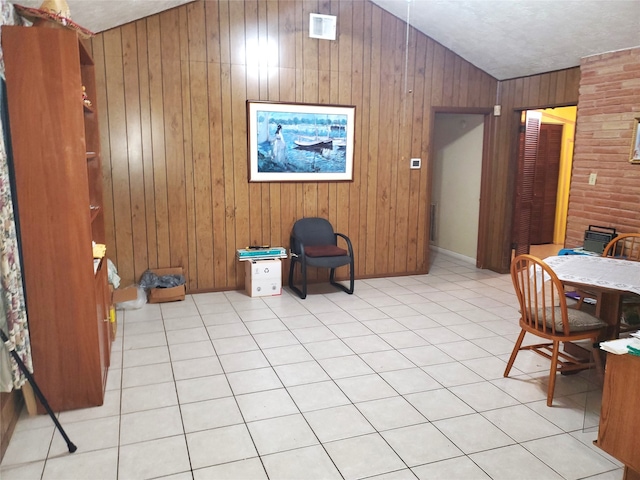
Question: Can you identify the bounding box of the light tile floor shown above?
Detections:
[0,251,624,480]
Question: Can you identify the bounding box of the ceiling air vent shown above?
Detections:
[309,13,336,40]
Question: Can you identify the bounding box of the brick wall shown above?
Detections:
[566,47,640,247]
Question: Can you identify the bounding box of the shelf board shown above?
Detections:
[87,151,97,160]
[83,103,95,114]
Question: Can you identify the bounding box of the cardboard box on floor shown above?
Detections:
[109,284,138,341]
[110,284,138,339]
[245,259,282,297]
[111,284,138,304]
[147,267,186,303]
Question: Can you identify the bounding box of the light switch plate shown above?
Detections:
[589,173,597,185]
[410,158,421,169]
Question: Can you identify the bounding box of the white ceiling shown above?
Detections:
[14,0,640,80]
[371,0,640,80]
[15,0,195,35]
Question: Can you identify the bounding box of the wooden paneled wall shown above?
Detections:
[482,68,581,273]
[91,0,498,291]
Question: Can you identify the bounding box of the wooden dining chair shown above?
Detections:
[504,254,607,406]
[603,233,640,260]
[576,233,640,320]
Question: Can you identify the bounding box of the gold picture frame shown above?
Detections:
[630,117,640,164]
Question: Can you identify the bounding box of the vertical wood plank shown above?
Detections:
[356,0,372,276]
[528,74,541,107]
[406,33,426,271]
[442,49,455,106]
[245,0,264,250]
[218,61,237,287]
[365,4,382,275]
[189,1,214,288]
[565,68,581,103]
[207,58,228,288]
[160,10,189,271]
[122,24,150,283]
[146,16,171,270]
[415,38,435,271]
[103,30,135,282]
[538,72,551,105]
[375,71,394,273]
[459,60,470,106]
[555,70,567,104]
[279,0,295,70]
[430,43,445,106]
[231,64,250,286]
[179,7,197,289]
[135,21,159,271]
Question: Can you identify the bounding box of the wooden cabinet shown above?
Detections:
[2,26,109,413]
[597,353,640,479]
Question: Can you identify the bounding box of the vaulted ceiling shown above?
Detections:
[14,0,195,37]
[370,0,640,80]
[13,0,640,80]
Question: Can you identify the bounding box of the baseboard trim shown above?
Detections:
[431,246,476,265]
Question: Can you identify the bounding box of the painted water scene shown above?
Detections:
[247,101,355,182]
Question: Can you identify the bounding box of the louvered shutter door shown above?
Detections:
[513,113,540,256]
[540,124,562,243]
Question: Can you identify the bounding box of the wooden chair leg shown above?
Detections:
[504,329,526,377]
[547,341,560,407]
[592,341,604,380]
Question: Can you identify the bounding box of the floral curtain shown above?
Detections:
[0,0,30,392]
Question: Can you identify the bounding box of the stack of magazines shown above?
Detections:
[600,331,640,355]
[236,247,287,261]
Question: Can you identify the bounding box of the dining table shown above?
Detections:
[544,254,640,339]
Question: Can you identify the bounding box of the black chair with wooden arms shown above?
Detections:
[576,233,640,327]
[288,217,354,299]
[504,254,607,407]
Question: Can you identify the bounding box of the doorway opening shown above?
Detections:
[511,106,577,259]
[430,112,486,266]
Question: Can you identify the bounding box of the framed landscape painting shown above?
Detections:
[247,101,355,182]
[631,117,640,164]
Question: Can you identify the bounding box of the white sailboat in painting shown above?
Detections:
[330,124,347,148]
[257,112,270,144]
[294,136,333,149]
[294,117,333,149]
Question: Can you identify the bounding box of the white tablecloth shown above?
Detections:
[544,255,640,296]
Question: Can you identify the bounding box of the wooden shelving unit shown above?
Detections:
[597,353,640,479]
[2,26,110,413]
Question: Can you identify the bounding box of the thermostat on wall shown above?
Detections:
[410,158,421,169]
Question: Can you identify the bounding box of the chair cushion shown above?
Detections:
[541,307,608,333]
[305,245,348,257]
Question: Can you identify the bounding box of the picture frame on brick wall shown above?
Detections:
[630,117,640,164]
